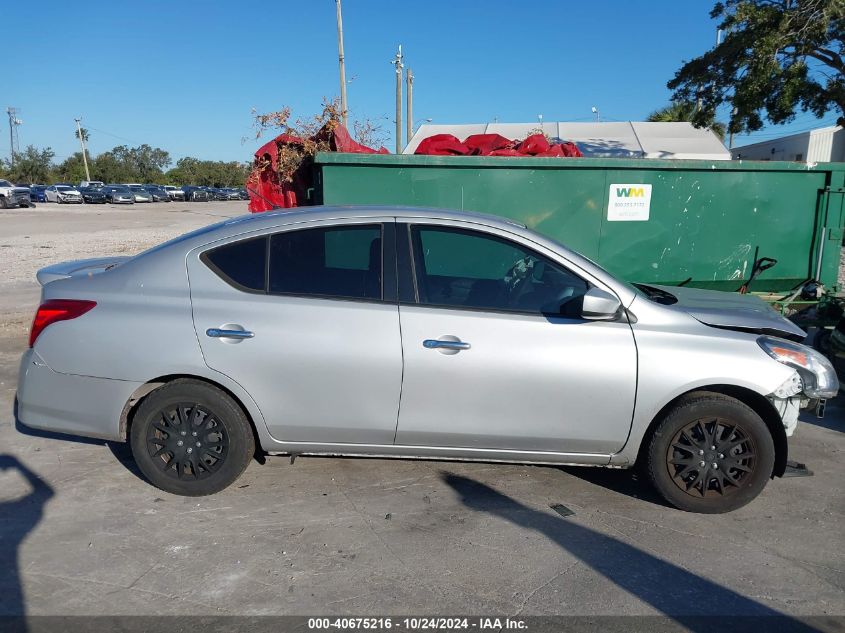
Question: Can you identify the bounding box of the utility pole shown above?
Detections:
[6,107,21,166]
[728,106,738,150]
[75,118,91,181]
[405,68,413,149]
[335,0,348,128]
[392,45,403,154]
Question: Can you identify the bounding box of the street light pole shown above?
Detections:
[392,45,403,154]
[75,118,91,182]
[336,0,348,128]
[405,68,413,149]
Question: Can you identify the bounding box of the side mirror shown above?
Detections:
[581,287,622,320]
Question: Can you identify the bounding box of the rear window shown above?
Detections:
[201,236,267,292]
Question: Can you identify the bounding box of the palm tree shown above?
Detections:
[74,127,90,143]
[647,102,726,141]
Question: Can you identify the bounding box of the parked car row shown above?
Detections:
[20,183,249,205]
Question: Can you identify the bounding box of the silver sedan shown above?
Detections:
[16,207,837,512]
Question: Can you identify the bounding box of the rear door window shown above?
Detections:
[269,225,383,300]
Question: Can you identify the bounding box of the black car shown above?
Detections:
[182,186,211,202]
[144,186,171,202]
[78,187,107,204]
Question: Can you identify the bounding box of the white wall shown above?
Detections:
[731,126,843,162]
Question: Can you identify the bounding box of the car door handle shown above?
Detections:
[206,328,254,339]
[423,339,471,351]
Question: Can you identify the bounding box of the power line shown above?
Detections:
[85,126,143,145]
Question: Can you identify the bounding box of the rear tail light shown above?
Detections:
[29,299,97,348]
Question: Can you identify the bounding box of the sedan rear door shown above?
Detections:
[187,219,403,446]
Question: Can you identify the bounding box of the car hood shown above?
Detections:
[36,256,131,286]
[649,284,806,341]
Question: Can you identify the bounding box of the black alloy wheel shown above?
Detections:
[666,418,756,498]
[130,379,255,496]
[645,392,775,513]
[145,402,230,481]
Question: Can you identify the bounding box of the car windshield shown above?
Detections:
[129,186,146,192]
[0,180,12,187]
[56,186,72,191]
[112,187,131,193]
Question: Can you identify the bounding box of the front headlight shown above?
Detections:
[758,335,839,399]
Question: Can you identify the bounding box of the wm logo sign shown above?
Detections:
[615,187,646,197]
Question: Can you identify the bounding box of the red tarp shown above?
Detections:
[247,127,581,213]
[413,132,582,158]
[246,124,387,213]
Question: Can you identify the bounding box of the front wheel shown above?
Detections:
[130,379,255,496]
[645,393,775,513]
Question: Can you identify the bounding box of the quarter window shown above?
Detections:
[201,236,267,292]
[269,225,382,300]
[410,226,588,316]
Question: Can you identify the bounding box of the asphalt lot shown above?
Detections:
[0,201,843,624]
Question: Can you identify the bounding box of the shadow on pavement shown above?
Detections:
[0,455,54,618]
[559,466,673,508]
[442,472,818,631]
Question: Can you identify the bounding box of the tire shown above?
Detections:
[130,379,255,496]
[645,392,775,513]
[0,196,7,209]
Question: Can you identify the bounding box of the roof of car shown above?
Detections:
[226,205,527,231]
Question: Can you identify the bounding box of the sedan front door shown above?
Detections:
[394,221,637,455]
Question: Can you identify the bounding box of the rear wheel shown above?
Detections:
[645,393,775,513]
[130,379,255,496]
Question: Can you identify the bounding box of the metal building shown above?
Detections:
[404,121,731,160]
[731,125,844,162]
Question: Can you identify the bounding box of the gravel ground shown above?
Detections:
[0,201,244,335]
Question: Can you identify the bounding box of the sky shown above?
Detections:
[4,0,841,165]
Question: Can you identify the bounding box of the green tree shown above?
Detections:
[127,144,171,182]
[647,102,727,140]
[53,153,89,184]
[74,127,90,143]
[668,0,845,134]
[87,144,171,183]
[91,150,129,183]
[2,145,55,184]
[165,158,249,187]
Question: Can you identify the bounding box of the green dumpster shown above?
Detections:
[312,153,845,294]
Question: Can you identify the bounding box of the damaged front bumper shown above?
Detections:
[768,369,835,436]
[761,335,838,435]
